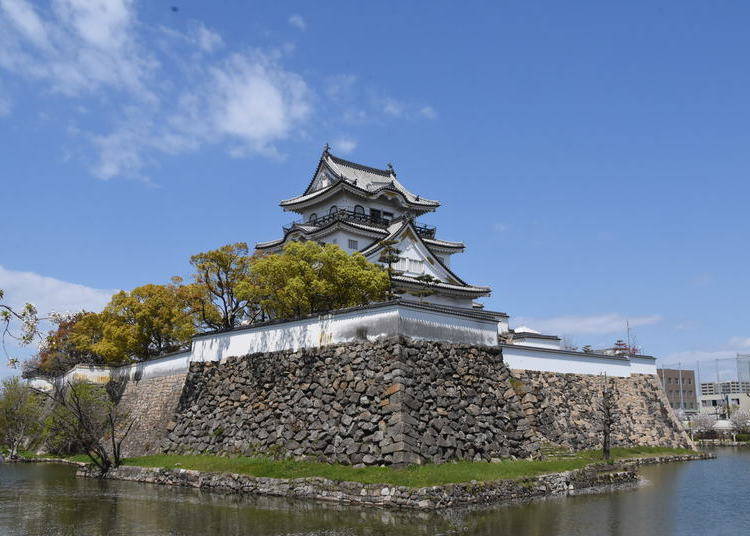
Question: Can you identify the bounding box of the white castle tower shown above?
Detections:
[256,146,491,310]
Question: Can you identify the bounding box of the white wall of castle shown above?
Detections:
[30,303,656,392]
[501,343,657,377]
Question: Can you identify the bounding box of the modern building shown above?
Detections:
[699,392,750,419]
[657,368,698,413]
[700,381,750,396]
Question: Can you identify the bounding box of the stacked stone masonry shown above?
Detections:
[117,372,188,457]
[511,370,692,450]
[158,337,692,464]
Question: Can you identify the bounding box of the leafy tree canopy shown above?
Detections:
[70,284,194,365]
[244,241,389,319]
[22,312,103,379]
[0,376,44,457]
[177,242,259,331]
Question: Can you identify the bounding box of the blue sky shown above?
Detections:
[2,0,750,378]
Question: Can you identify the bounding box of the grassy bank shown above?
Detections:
[121,446,696,488]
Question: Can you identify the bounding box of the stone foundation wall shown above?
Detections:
[116,373,188,457]
[511,370,693,450]
[159,337,691,464]
[78,462,640,509]
[162,338,538,464]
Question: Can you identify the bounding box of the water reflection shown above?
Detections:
[1,448,748,536]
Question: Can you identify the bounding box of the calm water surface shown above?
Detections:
[1,447,747,536]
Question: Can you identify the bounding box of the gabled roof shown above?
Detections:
[360,219,490,296]
[255,218,389,251]
[280,150,440,210]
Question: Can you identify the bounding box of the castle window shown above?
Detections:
[309,213,317,223]
[348,239,359,250]
[395,257,425,274]
[354,205,365,215]
[329,205,338,215]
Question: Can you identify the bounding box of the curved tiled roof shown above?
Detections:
[281,151,439,209]
[255,218,388,251]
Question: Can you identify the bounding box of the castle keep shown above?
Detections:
[31,149,691,461]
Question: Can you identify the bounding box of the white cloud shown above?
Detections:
[0,93,9,116]
[728,337,750,349]
[325,73,357,99]
[382,98,404,117]
[0,0,157,99]
[0,264,115,377]
[515,313,662,336]
[419,105,437,119]
[288,14,305,30]
[193,22,223,52]
[0,1,426,181]
[493,223,508,233]
[0,0,49,47]
[333,137,356,154]
[204,52,312,155]
[0,265,114,316]
[377,97,437,121]
[158,21,223,53]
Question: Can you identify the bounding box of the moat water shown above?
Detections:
[0,447,747,536]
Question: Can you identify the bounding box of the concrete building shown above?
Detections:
[700,381,750,395]
[657,368,698,413]
[699,392,750,419]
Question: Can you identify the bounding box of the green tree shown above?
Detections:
[44,381,134,474]
[377,239,403,300]
[179,242,259,330]
[410,273,440,302]
[0,376,44,457]
[245,241,389,319]
[22,312,103,379]
[70,284,195,365]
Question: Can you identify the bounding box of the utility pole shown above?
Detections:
[678,362,685,411]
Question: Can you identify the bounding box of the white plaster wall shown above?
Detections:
[502,344,635,377]
[111,351,192,381]
[192,304,499,362]
[629,356,658,375]
[415,292,475,309]
[318,229,372,252]
[513,339,563,350]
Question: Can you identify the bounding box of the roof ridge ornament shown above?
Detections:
[323,143,331,154]
[386,162,396,176]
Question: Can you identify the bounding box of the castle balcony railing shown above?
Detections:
[283,209,436,239]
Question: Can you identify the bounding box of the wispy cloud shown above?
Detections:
[515,313,661,336]
[728,337,750,349]
[288,14,306,31]
[0,264,115,377]
[0,93,9,116]
[0,1,429,181]
[333,137,357,155]
[419,105,437,119]
[0,265,114,316]
[493,223,509,233]
[0,0,157,99]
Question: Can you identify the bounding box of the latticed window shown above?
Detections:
[395,257,425,274]
[348,239,359,250]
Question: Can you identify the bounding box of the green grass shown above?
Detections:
[122,446,697,488]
